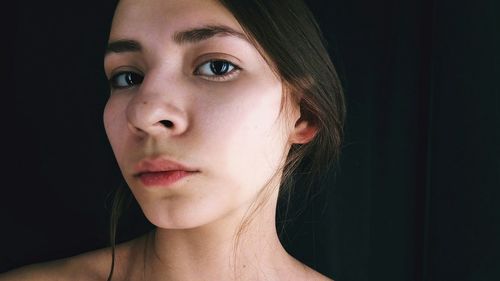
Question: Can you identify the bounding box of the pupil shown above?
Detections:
[210,61,228,74]
[126,73,143,85]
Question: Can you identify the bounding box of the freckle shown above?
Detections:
[143,101,148,105]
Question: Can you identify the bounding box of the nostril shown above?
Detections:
[160,120,173,128]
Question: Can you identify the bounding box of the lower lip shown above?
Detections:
[137,170,196,187]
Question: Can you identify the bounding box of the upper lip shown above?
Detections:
[133,156,199,177]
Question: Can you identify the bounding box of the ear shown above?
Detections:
[289,116,318,144]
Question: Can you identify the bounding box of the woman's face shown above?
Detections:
[103,0,301,229]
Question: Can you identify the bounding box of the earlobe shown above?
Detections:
[290,118,318,144]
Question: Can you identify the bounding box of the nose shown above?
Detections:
[125,71,189,138]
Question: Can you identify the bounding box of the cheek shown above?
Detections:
[192,77,287,187]
[103,96,129,165]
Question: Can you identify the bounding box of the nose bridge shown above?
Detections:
[126,66,189,138]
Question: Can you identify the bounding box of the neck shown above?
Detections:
[136,187,301,281]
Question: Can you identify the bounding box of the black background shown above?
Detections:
[3,0,499,280]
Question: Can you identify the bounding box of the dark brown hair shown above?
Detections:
[106,0,345,280]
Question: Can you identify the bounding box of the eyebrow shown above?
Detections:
[104,25,249,57]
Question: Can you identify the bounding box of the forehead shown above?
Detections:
[110,0,243,41]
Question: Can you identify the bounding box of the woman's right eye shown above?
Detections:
[109,71,144,89]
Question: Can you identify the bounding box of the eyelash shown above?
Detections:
[193,60,241,82]
[108,59,241,90]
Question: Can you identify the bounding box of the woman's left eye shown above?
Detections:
[194,60,241,81]
[108,71,144,90]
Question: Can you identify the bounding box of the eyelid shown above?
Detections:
[193,52,242,67]
[107,65,143,80]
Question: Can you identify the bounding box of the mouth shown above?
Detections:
[136,170,197,187]
[133,156,199,177]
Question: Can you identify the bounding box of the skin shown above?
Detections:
[0,0,328,280]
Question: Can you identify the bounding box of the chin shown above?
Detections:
[125,175,258,231]
[136,196,240,230]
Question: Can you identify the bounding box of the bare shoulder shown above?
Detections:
[0,234,147,281]
[286,255,334,281]
[304,268,334,281]
[0,256,74,281]
[0,249,110,281]
[300,265,334,281]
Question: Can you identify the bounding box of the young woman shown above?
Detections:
[0,0,345,280]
